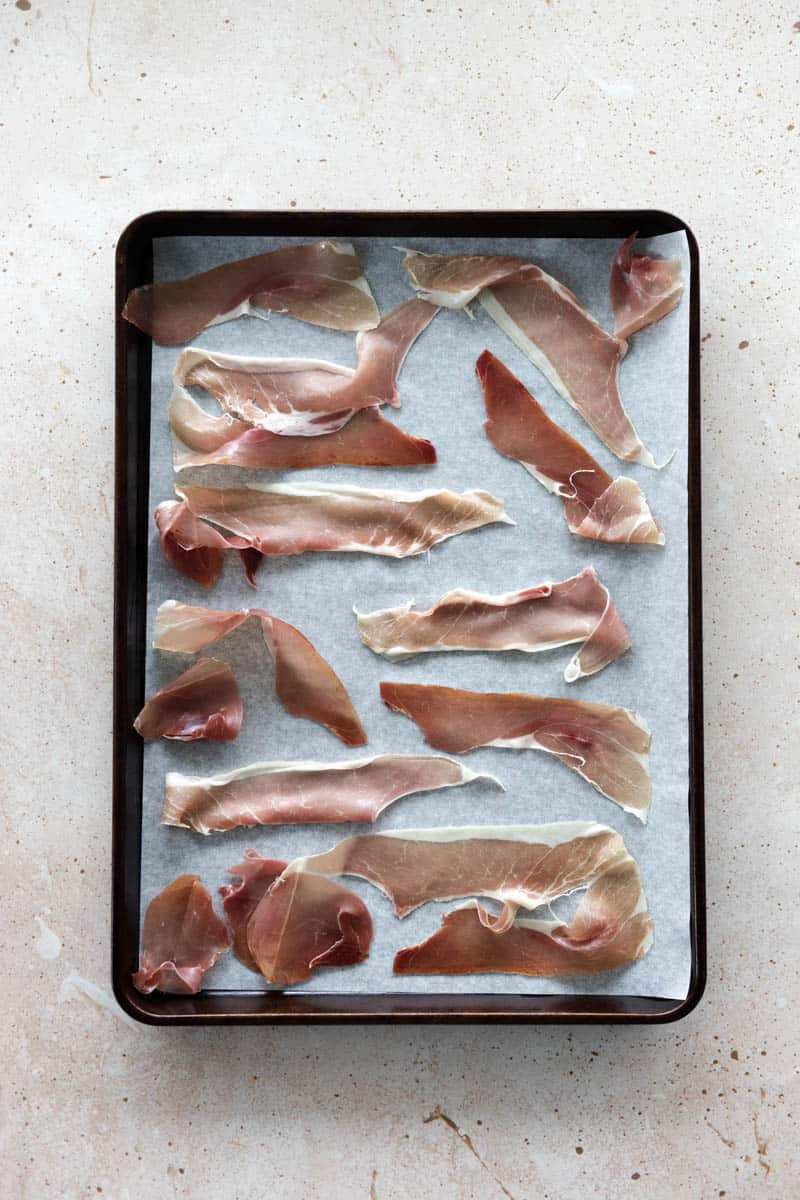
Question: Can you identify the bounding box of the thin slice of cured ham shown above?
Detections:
[380,682,651,820]
[219,851,287,971]
[155,499,262,588]
[163,754,498,834]
[610,233,684,340]
[404,248,660,466]
[122,241,379,344]
[175,482,512,560]
[154,601,366,746]
[132,874,230,994]
[133,658,243,742]
[478,351,664,546]
[172,297,438,434]
[170,392,436,471]
[356,565,630,682]
[394,856,653,978]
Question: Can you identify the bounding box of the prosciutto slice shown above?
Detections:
[172,297,438,434]
[170,393,436,471]
[122,241,379,344]
[219,851,287,971]
[155,499,262,588]
[478,351,664,545]
[163,754,498,834]
[394,857,653,978]
[356,566,630,682]
[175,482,511,560]
[380,682,651,820]
[404,248,660,466]
[153,601,366,746]
[132,875,230,994]
[610,233,684,339]
[133,659,242,742]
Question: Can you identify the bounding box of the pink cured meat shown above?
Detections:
[163,754,497,835]
[356,566,631,682]
[610,233,684,339]
[154,601,367,746]
[380,682,651,820]
[122,240,380,344]
[155,500,262,588]
[132,875,230,994]
[477,351,664,546]
[219,851,288,971]
[133,658,243,742]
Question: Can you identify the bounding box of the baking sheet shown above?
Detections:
[140,230,692,1000]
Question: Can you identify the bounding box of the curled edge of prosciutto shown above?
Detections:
[610,233,685,340]
[219,851,287,972]
[153,601,367,746]
[133,658,243,742]
[355,565,631,682]
[477,350,665,546]
[122,240,380,344]
[132,874,230,994]
[163,754,501,834]
[155,499,262,588]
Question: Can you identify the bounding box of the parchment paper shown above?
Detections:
[141,230,692,999]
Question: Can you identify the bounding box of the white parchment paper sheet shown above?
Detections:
[140,230,692,999]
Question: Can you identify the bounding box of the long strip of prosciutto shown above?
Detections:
[132,875,230,994]
[478,351,664,546]
[610,233,684,339]
[154,601,366,746]
[122,240,379,344]
[175,482,512,560]
[380,682,651,820]
[163,754,499,834]
[403,248,660,466]
[355,566,631,682]
[133,659,243,742]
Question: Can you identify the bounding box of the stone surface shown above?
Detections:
[2,2,798,1197]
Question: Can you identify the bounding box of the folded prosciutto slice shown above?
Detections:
[163,754,498,834]
[154,601,366,745]
[610,233,684,340]
[219,851,288,971]
[133,659,243,742]
[381,682,651,820]
[172,298,438,434]
[404,248,660,466]
[122,240,379,344]
[175,482,511,561]
[478,351,664,546]
[356,566,630,682]
[155,499,262,588]
[394,856,653,978]
[132,875,230,994]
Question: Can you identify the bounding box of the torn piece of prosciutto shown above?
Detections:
[610,233,684,339]
[155,499,262,588]
[132,875,230,994]
[356,566,631,682]
[133,659,243,742]
[381,682,651,820]
[176,482,512,560]
[163,754,499,834]
[154,601,366,746]
[219,851,287,971]
[172,297,438,434]
[394,856,653,978]
[170,392,436,471]
[478,351,664,545]
[122,240,379,344]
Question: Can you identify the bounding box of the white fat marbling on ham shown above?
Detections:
[610,233,685,340]
[132,875,230,994]
[133,658,243,742]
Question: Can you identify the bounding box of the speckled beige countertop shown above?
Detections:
[3,2,798,1197]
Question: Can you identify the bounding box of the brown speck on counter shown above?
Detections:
[730,1049,739,1060]
[16,0,32,10]
[631,1173,641,1181]
[738,340,749,349]
[575,1146,584,1155]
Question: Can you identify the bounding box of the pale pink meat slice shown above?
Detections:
[610,233,684,339]
[133,658,242,742]
[219,851,288,971]
[132,875,230,994]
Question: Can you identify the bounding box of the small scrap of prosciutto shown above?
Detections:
[219,851,287,971]
[610,233,684,339]
[155,499,262,588]
[380,682,651,820]
[394,856,653,978]
[133,658,242,742]
[132,874,230,994]
[403,248,660,467]
[356,566,631,682]
[163,754,498,834]
[172,297,438,434]
[478,351,664,546]
[175,482,512,561]
[122,241,379,344]
[154,601,366,746]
